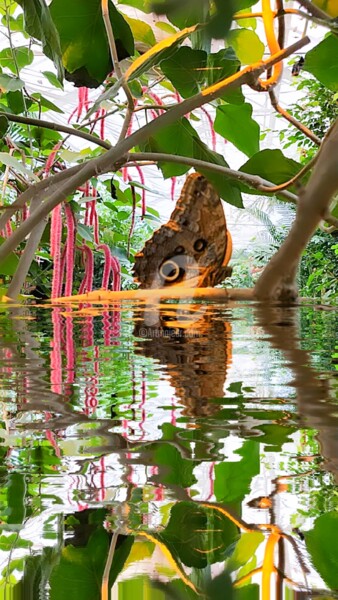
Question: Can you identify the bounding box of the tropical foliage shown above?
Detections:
[0,0,337,301]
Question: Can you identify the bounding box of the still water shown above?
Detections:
[0,299,337,599]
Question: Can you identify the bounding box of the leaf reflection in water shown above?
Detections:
[0,300,337,598]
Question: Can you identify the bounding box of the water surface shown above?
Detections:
[0,300,337,599]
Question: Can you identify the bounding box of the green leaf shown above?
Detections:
[118,0,152,12]
[191,137,243,208]
[0,152,39,181]
[151,0,206,29]
[206,0,237,39]
[16,0,64,82]
[227,29,264,64]
[6,473,26,525]
[0,46,34,73]
[50,0,134,88]
[0,114,9,137]
[304,512,338,589]
[42,70,64,90]
[227,532,264,572]
[215,103,260,157]
[125,24,198,82]
[77,224,94,243]
[139,117,243,207]
[0,74,24,92]
[207,573,234,600]
[123,15,156,47]
[30,93,64,113]
[49,529,133,600]
[162,502,238,568]
[239,149,303,197]
[161,47,207,98]
[207,48,244,104]
[2,14,26,34]
[303,34,338,92]
[214,440,260,504]
[6,90,26,114]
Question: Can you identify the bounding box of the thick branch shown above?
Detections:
[295,0,331,20]
[254,119,338,300]
[1,112,111,150]
[7,198,48,299]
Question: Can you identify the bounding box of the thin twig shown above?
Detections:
[269,89,321,145]
[101,529,121,600]
[1,112,111,150]
[295,0,331,20]
[101,0,135,141]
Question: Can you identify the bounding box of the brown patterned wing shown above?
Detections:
[133,173,232,289]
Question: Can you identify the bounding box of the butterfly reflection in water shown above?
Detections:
[133,173,233,417]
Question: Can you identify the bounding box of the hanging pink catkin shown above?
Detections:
[97,244,112,290]
[50,204,63,298]
[78,244,94,294]
[171,177,176,201]
[44,142,62,177]
[110,256,121,291]
[100,108,106,140]
[64,203,76,297]
[201,107,217,151]
[133,164,146,217]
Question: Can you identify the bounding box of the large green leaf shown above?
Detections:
[214,440,260,504]
[227,532,264,572]
[206,0,237,39]
[304,512,338,589]
[162,502,238,568]
[239,149,303,197]
[49,529,133,600]
[16,0,64,81]
[191,137,243,208]
[139,118,243,207]
[49,0,134,88]
[207,48,244,104]
[0,46,34,73]
[227,28,264,64]
[161,47,207,98]
[0,74,24,92]
[123,15,156,47]
[215,103,260,157]
[303,34,338,92]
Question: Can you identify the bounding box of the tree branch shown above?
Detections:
[254,119,338,301]
[1,112,111,150]
[295,0,331,20]
[269,90,321,146]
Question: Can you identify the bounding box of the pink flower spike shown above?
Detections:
[64,204,76,297]
[97,244,112,290]
[110,256,121,291]
[79,245,94,293]
[171,177,176,201]
[133,165,146,217]
[44,142,62,177]
[201,107,217,151]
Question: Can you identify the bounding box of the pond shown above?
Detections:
[0,298,337,599]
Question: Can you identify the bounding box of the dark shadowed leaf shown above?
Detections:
[16,0,64,81]
[206,0,236,39]
[207,48,244,104]
[161,47,207,98]
[239,149,303,197]
[304,512,338,589]
[0,114,9,137]
[303,34,338,91]
[49,0,134,88]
